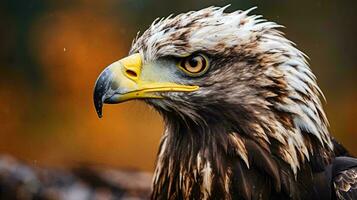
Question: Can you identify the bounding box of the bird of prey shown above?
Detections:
[94,6,357,200]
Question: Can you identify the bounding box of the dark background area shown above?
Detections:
[0,0,356,172]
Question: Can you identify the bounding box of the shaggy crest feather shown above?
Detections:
[132,5,332,169]
[94,3,357,199]
[128,5,339,200]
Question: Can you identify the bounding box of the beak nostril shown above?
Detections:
[125,69,138,78]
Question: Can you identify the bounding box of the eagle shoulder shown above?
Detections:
[333,157,357,200]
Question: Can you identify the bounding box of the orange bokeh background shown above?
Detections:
[0,0,356,172]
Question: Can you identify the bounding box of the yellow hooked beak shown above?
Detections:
[93,53,199,117]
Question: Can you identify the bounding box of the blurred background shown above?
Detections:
[0,0,356,173]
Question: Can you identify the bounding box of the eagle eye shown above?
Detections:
[178,54,209,76]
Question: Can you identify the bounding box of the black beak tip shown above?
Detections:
[94,79,106,119]
[94,68,115,118]
[95,104,103,118]
[94,94,103,118]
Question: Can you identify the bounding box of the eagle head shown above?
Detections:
[94,6,335,199]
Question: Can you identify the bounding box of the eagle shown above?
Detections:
[93,6,357,200]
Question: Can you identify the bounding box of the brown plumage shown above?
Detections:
[94,6,357,200]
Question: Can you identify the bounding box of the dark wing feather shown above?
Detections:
[334,167,357,200]
[332,157,357,200]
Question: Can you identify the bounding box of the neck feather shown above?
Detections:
[151,111,334,200]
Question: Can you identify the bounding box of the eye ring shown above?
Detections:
[178,54,209,77]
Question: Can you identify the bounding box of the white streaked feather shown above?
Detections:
[135,6,332,176]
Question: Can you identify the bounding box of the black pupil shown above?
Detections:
[188,57,199,67]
